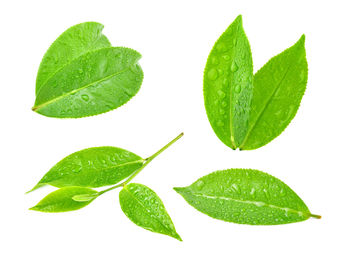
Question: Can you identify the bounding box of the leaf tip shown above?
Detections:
[173,232,183,241]
[173,187,183,193]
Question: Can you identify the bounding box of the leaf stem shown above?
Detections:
[98,132,184,196]
[309,213,322,219]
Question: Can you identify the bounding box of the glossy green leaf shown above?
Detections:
[174,169,320,225]
[36,22,111,95]
[204,15,308,150]
[240,35,308,149]
[30,187,97,212]
[204,15,253,149]
[119,183,182,241]
[33,47,143,118]
[28,147,144,192]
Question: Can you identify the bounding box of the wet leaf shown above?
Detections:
[30,187,97,212]
[240,36,308,149]
[204,15,253,149]
[28,147,144,192]
[174,169,320,225]
[120,183,182,240]
[36,22,111,95]
[204,15,307,150]
[33,47,143,118]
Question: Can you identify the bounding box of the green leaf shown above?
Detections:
[240,35,308,150]
[28,147,144,192]
[174,169,320,225]
[119,183,182,241]
[33,47,143,118]
[204,15,253,149]
[30,187,97,212]
[36,22,111,95]
[204,15,308,150]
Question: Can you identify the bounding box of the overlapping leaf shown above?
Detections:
[204,15,308,150]
[33,22,143,118]
[174,169,320,225]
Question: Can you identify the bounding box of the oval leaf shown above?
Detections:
[239,35,308,150]
[174,169,320,225]
[204,15,253,149]
[30,187,97,212]
[28,147,144,192]
[119,183,182,241]
[33,47,143,118]
[36,22,111,95]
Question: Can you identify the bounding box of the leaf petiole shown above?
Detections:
[80,132,184,199]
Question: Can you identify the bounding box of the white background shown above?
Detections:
[1,0,349,256]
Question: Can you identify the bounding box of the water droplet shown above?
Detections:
[230,62,238,72]
[222,78,228,86]
[218,69,224,76]
[219,109,225,115]
[195,180,205,190]
[211,56,219,65]
[81,95,89,101]
[216,43,227,52]
[207,68,218,80]
[216,120,224,127]
[78,68,83,74]
[255,202,265,207]
[235,85,241,93]
[223,55,230,61]
[217,90,226,98]
[221,101,228,107]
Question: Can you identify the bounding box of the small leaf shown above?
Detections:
[33,47,143,118]
[30,187,97,212]
[28,147,144,192]
[204,15,253,149]
[174,169,320,225]
[119,183,182,241]
[240,35,308,150]
[36,22,111,95]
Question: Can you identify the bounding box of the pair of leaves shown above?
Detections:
[29,135,183,241]
[175,169,320,225]
[30,183,181,240]
[33,22,143,118]
[204,15,308,150]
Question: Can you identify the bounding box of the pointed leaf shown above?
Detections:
[240,36,308,150]
[36,22,111,95]
[33,47,143,118]
[29,147,144,192]
[30,187,97,212]
[119,183,182,241]
[204,15,253,149]
[174,169,320,225]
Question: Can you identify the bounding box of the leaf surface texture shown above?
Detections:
[29,147,144,192]
[174,169,317,225]
[120,183,181,240]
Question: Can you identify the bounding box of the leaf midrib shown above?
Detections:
[33,67,132,111]
[42,159,144,185]
[188,191,309,217]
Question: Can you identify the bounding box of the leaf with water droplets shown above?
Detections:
[119,183,182,241]
[174,169,320,225]
[36,22,111,95]
[30,187,97,212]
[239,35,308,149]
[33,46,143,118]
[204,15,308,150]
[28,147,144,192]
[204,15,253,149]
